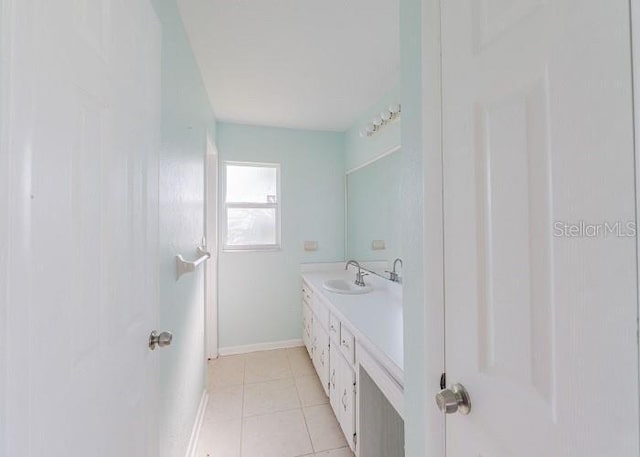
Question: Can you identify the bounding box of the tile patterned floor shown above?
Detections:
[197,347,355,457]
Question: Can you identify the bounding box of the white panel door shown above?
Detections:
[0,0,10,453]
[3,1,161,456]
[441,1,639,456]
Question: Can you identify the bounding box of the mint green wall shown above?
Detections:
[345,83,401,171]
[217,123,345,349]
[151,2,216,456]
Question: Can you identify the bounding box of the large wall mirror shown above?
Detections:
[346,148,403,270]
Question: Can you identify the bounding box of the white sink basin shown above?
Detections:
[322,279,373,295]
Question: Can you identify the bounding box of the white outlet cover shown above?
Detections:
[304,241,319,251]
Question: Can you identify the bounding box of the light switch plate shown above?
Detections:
[371,240,386,250]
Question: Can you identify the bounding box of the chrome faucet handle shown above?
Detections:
[385,270,400,282]
[355,271,368,287]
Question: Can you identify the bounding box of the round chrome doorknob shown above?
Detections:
[435,383,471,415]
[149,331,173,350]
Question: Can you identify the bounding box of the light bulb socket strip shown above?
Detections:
[359,103,402,138]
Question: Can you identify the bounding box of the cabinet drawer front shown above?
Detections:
[339,325,356,365]
[302,282,313,305]
[329,314,340,344]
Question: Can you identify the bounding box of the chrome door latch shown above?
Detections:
[149,330,173,350]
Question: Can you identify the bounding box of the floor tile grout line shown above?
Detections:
[243,374,294,385]
[243,405,305,419]
[239,356,246,457]
[292,350,318,455]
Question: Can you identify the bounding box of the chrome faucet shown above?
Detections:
[387,258,403,283]
[345,260,367,287]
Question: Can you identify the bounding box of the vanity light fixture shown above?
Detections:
[359,103,402,138]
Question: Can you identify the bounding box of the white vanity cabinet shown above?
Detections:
[301,271,404,456]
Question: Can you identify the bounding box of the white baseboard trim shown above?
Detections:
[185,389,209,457]
[219,339,304,356]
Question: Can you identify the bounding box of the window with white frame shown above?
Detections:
[223,162,281,251]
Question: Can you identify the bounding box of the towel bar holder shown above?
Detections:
[176,246,210,280]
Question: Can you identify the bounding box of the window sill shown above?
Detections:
[222,246,282,253]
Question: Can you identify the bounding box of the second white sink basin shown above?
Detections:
[323,278,373,295]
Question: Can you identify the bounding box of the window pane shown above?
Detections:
[226,165,277,203]
[226,207,277,246]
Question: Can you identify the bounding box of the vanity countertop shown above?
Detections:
[301,267,403,384]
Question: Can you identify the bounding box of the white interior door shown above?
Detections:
[441,1,639,456]
[0,1,10,453]
[3,1,161,455]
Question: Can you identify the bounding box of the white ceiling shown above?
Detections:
[177,0,400,132]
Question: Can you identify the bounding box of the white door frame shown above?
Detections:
[0,0,11,452]
[631,0,640,405]
[420,0,445,453]
[403,0,445,455]
[205,134,219,359]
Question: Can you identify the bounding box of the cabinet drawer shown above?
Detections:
[302,282,313,305]
[328,314,340,344]
[339,325,355,365]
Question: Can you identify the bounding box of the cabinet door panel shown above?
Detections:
[331,349,356,451]
[329,344,340,415]
[320,329,330,396]
[339,360,356,451]
[303,303,313,356]
[313,317,330,396]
